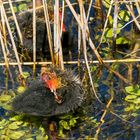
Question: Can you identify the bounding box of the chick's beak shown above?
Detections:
[51,90,63,104]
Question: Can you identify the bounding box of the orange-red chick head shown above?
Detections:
[41,72,61,93]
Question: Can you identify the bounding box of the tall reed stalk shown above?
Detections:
[33,0,36,77]
[1,4,23,75]
[42,0,54,65]
[54,0,64,69]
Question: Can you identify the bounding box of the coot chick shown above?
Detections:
[15,8,48,60]
[12,67,84,116]
[14,7,75,61]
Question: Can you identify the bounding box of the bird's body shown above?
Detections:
[12,67,84,116]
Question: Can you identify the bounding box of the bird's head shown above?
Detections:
[41,66,63,104]
[41,72,60,92]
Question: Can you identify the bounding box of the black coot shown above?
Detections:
[12,67,84,116]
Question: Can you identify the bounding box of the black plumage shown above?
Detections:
[12,7,76,61]
[16,9,47,55]
[12,67,84,116]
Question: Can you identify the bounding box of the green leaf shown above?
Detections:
[119,10,130,22]
[1,135,10,140]
[105,28,113,38]
[58,127,65,138]
[116,37,129,44]
[59,120,70,130]
[22,122,28,127]
[0,119,8,129]
[39,126,46,135]
[22,72,30,79]
[17,86,26,93]
[0,95,12,102]
[2,104,12,110]
[36,136,44,140]
[24,134,37,139]
[8,122,20,130]
[132,113,138,117]
[125,95,137,101]
[44,135,49,140]
[105,28,120,38]
[108,15,113,25]
[124,104,135,112]
[103,0,111,8]
[9,115,24,121]
[0,125,4,130]
[16,121,23,125]
[118,23,124,28]
[135,89,140,96]
[9,131,25,139]
[36,135,48,140]
[125,86,135,94]
[13,6,18,13]
[19,4,28,11]
[69,118,77,127]
[26,138,34,140]
[0,129,6,135]
[135,105,140,110]
[133,98,140,104]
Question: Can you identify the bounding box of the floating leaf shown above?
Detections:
[132,113,138,117]
[36,135,48,140]
[13,6,18,13]
[15,121,23,125]
[26,138,34,140]
[58,127,65,138]
[0,135,9,140]
[44,135,49,140]
[116,37,129,44]
[125,95,137,101]
[0,130,6,135]
[105,28,120,38]
[135,105,140,110]
[133,98,140,104]
[105,28,113,38]
[9,115,24,121]
[9,131,25,139]
[125,86,135,94]
[89,17,94,21]
[0,95,12,102]
[2,104,12,110]
[39,126,46,135]
[19,4,28,11]
[8,122,20,130]
[135,89,140,96]
[124,104,135,112]
[103,0,111,8]
[118,23,124,28]
[108,15,113,25]
[36,136,44,139]
[69,118,77,127]
[22,72,30,79]
[0,125,4,130]
[119,10,130,22]
[0,119,9,130]
[59,120,70,130]
[17,86,26,94]
[22,122,28,127]
[24,134,37,139]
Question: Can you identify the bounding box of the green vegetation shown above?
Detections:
[125,85,140,113]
